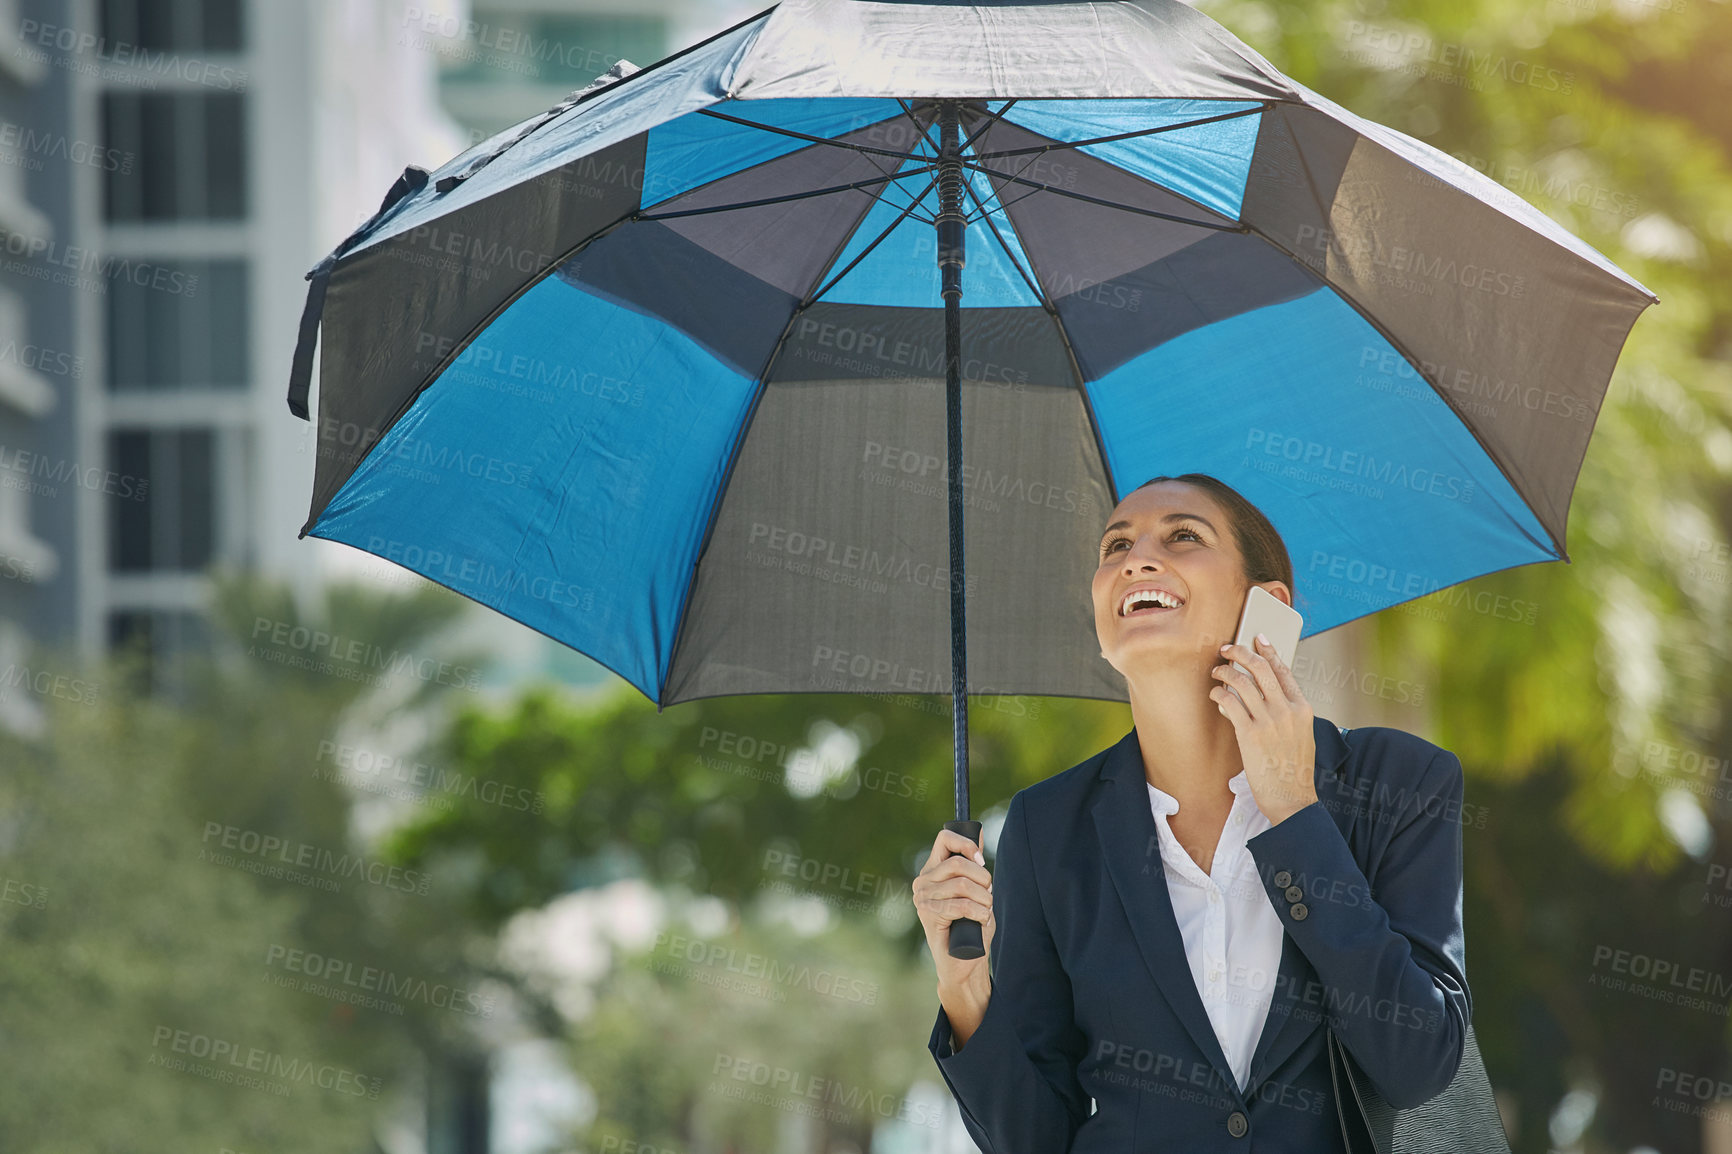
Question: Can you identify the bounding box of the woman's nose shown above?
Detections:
[1123,537,1165,569]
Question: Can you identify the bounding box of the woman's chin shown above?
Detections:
[1104,626,1214,669]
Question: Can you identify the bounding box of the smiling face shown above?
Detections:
[1092,480,1287,680]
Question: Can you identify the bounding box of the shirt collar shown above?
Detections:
[1146,770,1255,816]
[1146,781,1178,817]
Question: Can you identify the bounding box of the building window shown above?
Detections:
[101,91,245,221]
[108,428,214,572]
[107,259,247,390]
[100,0,243,53]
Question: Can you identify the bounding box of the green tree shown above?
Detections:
[0,571,502,1151]
[1191,0,1732,1147]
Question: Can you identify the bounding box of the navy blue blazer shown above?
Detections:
[927,714,1471,1153]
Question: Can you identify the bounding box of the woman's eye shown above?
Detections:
[1100,527,1202,558]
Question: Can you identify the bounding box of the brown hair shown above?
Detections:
[1127,473,1294,596]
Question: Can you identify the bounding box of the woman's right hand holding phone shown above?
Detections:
[913,827,995,1047]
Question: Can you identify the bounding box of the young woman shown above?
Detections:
[912,473,1470,1153]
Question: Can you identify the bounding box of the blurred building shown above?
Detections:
[79,0,474,696]
[0,0,70,735]
[0,0,474,713]
[0,0,492,1148]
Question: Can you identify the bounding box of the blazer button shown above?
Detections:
[1273,870,1292,889]
[1290,902,1310,921]
[1283,885,1304,902]
[1227,1110,1249,1138]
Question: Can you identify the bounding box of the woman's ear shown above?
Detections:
[1260,581,1294,608]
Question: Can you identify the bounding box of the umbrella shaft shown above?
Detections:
[937,101,970,823]
[936,103,966,300]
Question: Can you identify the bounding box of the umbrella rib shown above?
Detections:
[856,149,921,220]
[884,100,955,221]
[950,101,1041,221]
[880,99,947,219]
[956,167,1046,304]
[806,171,944,306]
[960,100,1019,153]
[855,112,928,220]
[637,165,939,221]
[966,195,1121,514]
[963,138,1065,223]
[960,161,1244,231]
[963,103,1268,228]
[931,100,1028,217]
[831,101,931,215]
[894,98,939,163]
[747,172,941,407]
[967,176,1047,222]
[971,103,1269,160]
[695,107,929,163]
[1235,215,1575,559]
[888,98,1017,164]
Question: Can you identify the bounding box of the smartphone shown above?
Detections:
[1227,585,1303,704]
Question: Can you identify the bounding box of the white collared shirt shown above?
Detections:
[1146,771,1284,1092]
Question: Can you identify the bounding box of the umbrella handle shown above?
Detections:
[943,819,986,960]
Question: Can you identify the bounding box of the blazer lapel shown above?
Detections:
[1243,919,1313,1089]
[1091,717,1354,1098]
[1092,728,1237,1089]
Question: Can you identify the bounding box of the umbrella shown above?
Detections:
[286,0,1655,957]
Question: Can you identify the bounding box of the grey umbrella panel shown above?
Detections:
[665,304,1120,704]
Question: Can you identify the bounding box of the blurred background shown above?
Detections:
[0,0,1730,1150]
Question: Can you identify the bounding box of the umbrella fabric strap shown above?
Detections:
[286,255,334,420]
[286,164,430,420]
